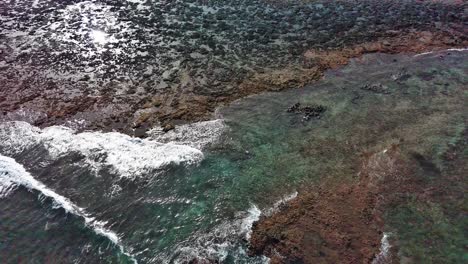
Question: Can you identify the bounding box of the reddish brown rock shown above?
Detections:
[139,31,467,131]
[249,145,411,264]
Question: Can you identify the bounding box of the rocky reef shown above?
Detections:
[248,145,408,263]
[249,131,467,263]
[244,49,468,263]
[1,0,466,135]
[1,1,466,261]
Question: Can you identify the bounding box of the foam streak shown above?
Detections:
[0,121,204,178]
[0,155,137,263]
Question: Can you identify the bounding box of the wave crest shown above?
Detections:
[0,154,137,262]
[0,121,204,178]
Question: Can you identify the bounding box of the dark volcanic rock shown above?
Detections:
[287,103,326,121]
[361,83,391,94]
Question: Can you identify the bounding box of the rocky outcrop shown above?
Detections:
[250,124,468,264]
[248,145,409,263]
[287,103,326,121]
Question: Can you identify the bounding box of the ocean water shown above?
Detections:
[1,50,467,263]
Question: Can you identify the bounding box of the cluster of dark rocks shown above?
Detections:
[391,68,412,82]
[361,83,391,94]
[287,102,326,121]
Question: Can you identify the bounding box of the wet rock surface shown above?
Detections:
[361,83,391,94]
[249,145,405,263]
[287,103,326,121]
[249,131,467,264]
[237,50,467,264]
[1,0,466,134]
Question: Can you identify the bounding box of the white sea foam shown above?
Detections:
[0,121,204,178]
[147,119,225,150]
[171,204,268,264]
[414,48,468,57]
[169,192,298,263]
[0,121,41,154]
[243,205,262,240]
[372,232,392,264]
[0,154,137,263]
[0,175,16,198]
[264,191,298,216]
[0,108,47,124]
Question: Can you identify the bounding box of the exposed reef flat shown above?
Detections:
[1,0,466,135]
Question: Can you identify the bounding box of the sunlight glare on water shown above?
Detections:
[91,30,108,45]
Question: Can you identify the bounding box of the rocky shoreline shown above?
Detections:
[244,48,468,263]
[1,0,466,135]
[1,1,467,263]
[179,48,468,264]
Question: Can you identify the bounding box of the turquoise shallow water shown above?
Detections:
[0,50,466,263]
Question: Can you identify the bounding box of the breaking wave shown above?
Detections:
[168,205,266,264]
[0,121,205,178]
[169,191,298,263]
[168,191,297,264]
[147,119,225,150]
[0,154,137,263]
[264,191,298,216]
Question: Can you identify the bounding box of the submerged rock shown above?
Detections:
[248,145,407,263]
[286,102,301,112]
[287,102,326,121]
[361,83,391,94]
